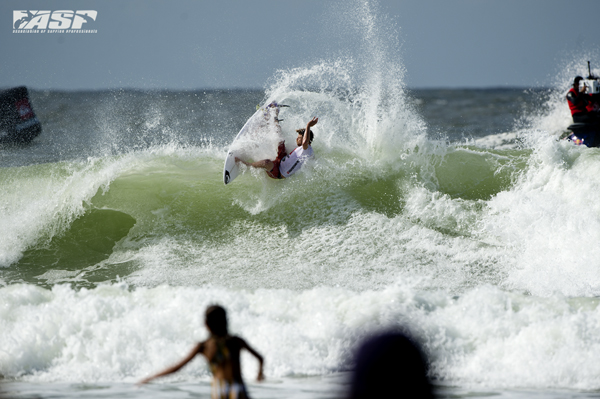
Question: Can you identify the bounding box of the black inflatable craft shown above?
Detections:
[0,86,42,144]
[565,122,600,147]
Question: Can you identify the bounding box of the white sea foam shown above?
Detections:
[1,282,599,391]
[480,137,600,297]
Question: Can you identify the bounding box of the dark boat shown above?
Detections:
[0,86,42,145]
[565,122,600,147]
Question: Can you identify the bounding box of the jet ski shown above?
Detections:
[565,62,600,147]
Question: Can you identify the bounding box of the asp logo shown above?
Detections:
[13,10,98,33]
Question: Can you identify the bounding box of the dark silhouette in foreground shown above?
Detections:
[347,330,435,399]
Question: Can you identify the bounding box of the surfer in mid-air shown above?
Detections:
[237,116,318,179]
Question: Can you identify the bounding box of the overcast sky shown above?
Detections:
[2,0,599,90]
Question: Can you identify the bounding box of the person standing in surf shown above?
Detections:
[238,117,318,179]
[138,305,264,399]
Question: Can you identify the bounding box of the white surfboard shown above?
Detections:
[223,102,284,185]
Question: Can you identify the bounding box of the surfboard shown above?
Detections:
[223,102,284,185]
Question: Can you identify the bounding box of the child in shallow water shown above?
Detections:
[138,305,264,399]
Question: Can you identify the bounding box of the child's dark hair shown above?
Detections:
[205,305,228,337]
[296,128,314,144]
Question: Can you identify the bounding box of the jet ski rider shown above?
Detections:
[567,76,598,124]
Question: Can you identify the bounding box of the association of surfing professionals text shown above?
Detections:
[13,10,98,33]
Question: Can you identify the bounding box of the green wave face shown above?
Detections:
[8,209,135,287]
[433,147,529,201]
[1,143,532,289]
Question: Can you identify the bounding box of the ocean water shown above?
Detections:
[2,2,600,399]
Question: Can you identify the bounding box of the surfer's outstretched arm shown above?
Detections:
[302,117,318,150]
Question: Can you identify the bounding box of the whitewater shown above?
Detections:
[2,1,600,398]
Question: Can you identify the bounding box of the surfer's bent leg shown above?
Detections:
[236,142,286,179]
[243,159,275,172]
[236,158,274,171]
